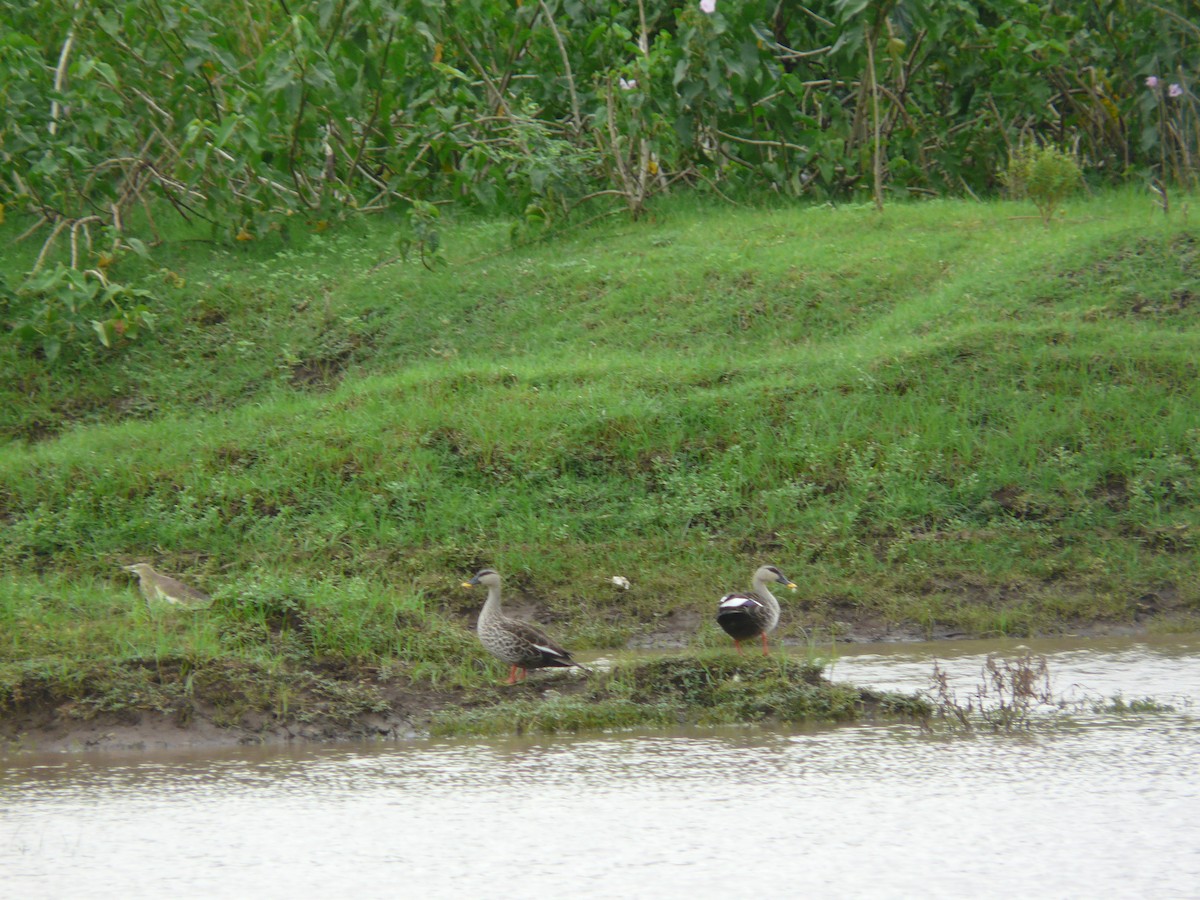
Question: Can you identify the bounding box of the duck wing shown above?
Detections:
[502,618,581,669]
[716,592,767,639]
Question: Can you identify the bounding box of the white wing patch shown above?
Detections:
[533,644,561,656]
[719,594,760,610]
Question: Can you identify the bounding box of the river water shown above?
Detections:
[3,635,1199,898]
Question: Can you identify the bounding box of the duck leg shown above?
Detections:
[760,633,770,656]
[505,665,520,685]
[733,639,743,655]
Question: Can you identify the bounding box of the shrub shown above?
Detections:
[2,265,154,362]
[1004,144,1083,225]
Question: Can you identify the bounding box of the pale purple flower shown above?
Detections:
[1169,83,1183,98]
[1145,75,1159,89]
[699,0,716,13]
[618,77,637,91]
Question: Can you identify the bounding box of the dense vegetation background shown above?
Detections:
[3,1,1199,258]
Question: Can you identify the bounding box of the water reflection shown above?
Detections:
[3,636,1200,898]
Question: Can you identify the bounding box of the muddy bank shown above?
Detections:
[0,658,459,754]
[1,644,935,753]
[1,611,1181,755]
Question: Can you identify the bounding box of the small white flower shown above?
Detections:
[700,0,716,13]
[618,77,637,91]
[611,576,631,590]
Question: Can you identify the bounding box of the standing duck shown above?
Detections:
[463,568,587,684]
[716,564,797,655]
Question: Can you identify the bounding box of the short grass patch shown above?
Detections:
[430,653,929,736]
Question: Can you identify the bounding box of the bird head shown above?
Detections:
[463,568,501,589]
[758,565,797,591]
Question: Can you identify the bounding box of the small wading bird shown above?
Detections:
[716,564,797,655]
[122,563,213,609]
[463,568,587,684]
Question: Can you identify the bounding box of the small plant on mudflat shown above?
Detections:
[928,652,1055,732]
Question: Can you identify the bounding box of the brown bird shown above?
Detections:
[123,563,213,609]
[463,568,586,684]
[716,564,796,655]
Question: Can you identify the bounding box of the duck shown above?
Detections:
[463,568,587,684]
[123,563,213,609]
[716,564,797,655]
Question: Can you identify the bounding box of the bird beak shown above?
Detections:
[786,582,797,591]
[462,581,474,589]
[122,565,137,573]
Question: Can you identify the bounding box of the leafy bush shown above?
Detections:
[1004,144,1082,224]
[1,265,153,361]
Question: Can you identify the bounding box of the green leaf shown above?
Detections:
[673,57,689,87]
[213,117,238,149]
[432,63,472,82]
[92,320,115,348]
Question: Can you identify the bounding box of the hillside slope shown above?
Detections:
[1,193,1198,713]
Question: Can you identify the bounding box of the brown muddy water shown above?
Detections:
[3,635,1199,898]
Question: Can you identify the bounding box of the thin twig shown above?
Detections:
[16,216,49,243]
[348,22,396,186]
[69,216,103,268]
[770,44,832,60]
[715,129,809,153]
[689,168,742,205]
[50,0,85,136]
[537,0,581,134]
[33,219,71,273]
[867,22,884,212]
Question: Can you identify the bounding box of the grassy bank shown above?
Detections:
[2,190,1199,743]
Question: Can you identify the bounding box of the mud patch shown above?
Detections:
[0,658,463,754]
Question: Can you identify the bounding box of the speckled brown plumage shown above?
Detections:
[123,563,212,609]
[463,568,585,684]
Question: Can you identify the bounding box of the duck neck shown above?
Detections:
[479,583,503,624]
[753,577,781,623]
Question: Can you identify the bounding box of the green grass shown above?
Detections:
[430,653,929,736]
[1,189,1199,736]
